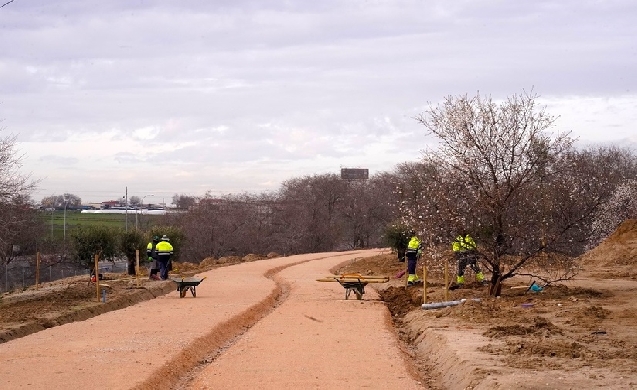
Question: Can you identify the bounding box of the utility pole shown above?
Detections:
[125,186,128,232]
[63,194,68,241]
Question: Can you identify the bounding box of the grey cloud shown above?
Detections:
[38,155,78,166]
[2,0,636,202]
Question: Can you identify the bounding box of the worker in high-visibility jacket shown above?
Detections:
[156,235,174,280]
[406,230,422,285]
[146,235,161,280]
[452,232,484,285]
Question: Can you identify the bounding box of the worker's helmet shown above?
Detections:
[152,235,160,242]
[161,235,170,242]
[408,229,416,237]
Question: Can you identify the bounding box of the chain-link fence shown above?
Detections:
[1,255,128,293]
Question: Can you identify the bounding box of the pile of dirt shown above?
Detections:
[580,219,637,267]
[378,286,422,317]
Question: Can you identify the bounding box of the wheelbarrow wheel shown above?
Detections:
[179,287,187,298]
[355,290,362,300]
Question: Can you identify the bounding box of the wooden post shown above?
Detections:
[135,249,140,287]
[94,254,100,302]
[444,259,449,301]
[35,252,40,289]
[422,260,427,304]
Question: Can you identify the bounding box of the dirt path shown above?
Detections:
[0,249,420,390]
[187,249,422,389]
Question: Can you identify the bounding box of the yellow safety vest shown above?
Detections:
[407,236,420,252]
[452,235,476,252]
[156,241,173,258]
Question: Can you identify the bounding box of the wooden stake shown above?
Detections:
[35,251,40,289]
[94,254,100,302]
[135,249,140,287]
[444,259,449,301]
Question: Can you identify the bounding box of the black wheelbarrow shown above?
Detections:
[170,276,207,298]
[316,274,389,300]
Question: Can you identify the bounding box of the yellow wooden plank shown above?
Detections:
[316,276,389,283]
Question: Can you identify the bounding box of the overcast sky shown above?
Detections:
[1,0,636,204]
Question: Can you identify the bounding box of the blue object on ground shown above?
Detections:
[529,282,543,292]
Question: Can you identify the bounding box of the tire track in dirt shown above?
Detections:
[134,253,358,390]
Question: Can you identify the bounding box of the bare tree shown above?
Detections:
[0,195,46,265]
[1,131,39,264]
[173,191,279,262]
[128,196,141,206]
[412,91,591,295]
[40,193,81,209]
[340,174,396,249]
[589,179,637,248]
[274,174,349,253]
[172,194,197,210]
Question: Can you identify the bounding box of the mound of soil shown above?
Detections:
[581,219,637,267]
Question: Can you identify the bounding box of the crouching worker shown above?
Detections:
[156,235,174,280]
[406,230,422,286]
[452,232,484,286]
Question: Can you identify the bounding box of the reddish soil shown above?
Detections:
[1,220,636,389]
[0,255,252,344]
[338,219,637,389]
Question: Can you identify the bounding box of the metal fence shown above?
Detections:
[1,256,128,293]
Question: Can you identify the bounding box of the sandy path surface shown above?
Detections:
[188,249,421,389]
[0,249,418,389]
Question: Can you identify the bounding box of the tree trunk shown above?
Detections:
[127,259,136,275]
[489,260,502,296]
[489,277,503,296]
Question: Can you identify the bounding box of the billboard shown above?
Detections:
[340,168,369,180]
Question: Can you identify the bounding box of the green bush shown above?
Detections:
[384,222,410,262]
[147,225,184,261]
[120,229,147,275]
[70,225,119,269]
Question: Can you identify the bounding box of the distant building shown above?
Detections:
[101,200,121,209]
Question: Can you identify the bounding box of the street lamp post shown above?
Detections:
[136,194,154,230]
[124,186,128,232]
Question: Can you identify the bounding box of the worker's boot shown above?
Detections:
[450,275,464,290]
[407,274,419,286]
[476,272,488,285]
